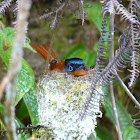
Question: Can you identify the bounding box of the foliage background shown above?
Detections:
[0,0,139,139]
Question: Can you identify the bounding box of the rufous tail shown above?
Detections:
[31,43,58,64]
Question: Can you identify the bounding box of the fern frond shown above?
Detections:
[132,0,140,13]
[113,0,140,25]
[95,0,116,73]
[132,0,140,12]
[13,0,20,16]
[95,18,108,72]
[102,0,115,15]
[80,26,132,119]
[100,26,132,86]
[0,0,13,13]
[128,0,140,88]
[95,14,111,72]
[131,110,140,128]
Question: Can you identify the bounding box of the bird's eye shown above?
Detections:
[69,65,73,72]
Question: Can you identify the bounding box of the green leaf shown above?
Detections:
[0,46,12,66]
[23,84,40,125]
[122,126,139,140]
[0,48,35,106]
[63,42,96,66]
[3,27,15,47]
[62,42,85,59]
[95,125,113,140]
[102,88,139,140]
[0,20,5,30]
[104,94,132,129]
[0,27,36,52]
[85,2,103,31]
[0,27,14,50]
[15,118,30,140]
[24,37,36,53]
[0,104,32,139]
[0,30,4,48]
[87,135,101,140]
[0,104,6,130]
[0,104,5,117]
[87,125,113,140]
[0,104,30,139]
[0,27,35,105]
[86,50,96,66]
[17,100,29,120]
[16,59,35,105]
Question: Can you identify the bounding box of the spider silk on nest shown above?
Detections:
[37,70,103,140]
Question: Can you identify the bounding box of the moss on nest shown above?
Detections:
[37,71,103,140]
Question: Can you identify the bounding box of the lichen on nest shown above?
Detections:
[37,71,103,140]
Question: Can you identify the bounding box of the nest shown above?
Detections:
[37,71,103,140]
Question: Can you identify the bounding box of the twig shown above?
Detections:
[77,0,84,26]
[109,12,123,140]
[40,2,66,20]
[45,0,70,73]
[116,75,140,109]
[0,73,11,100]
[4,0,32,140]
[40,0,69,29]
[46,30,56,73]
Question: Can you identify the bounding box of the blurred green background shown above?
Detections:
[0,0,139,139]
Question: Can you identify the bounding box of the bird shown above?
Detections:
[31,43,89,76]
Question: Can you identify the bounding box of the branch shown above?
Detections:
[4,0,32,139]
[76,0,85,26]
[40,0,69,29]
[116,75,140,109]
[109,11,123,140]
[46,30,56,73]
[45,0,70,73]
[0,73,11,100]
